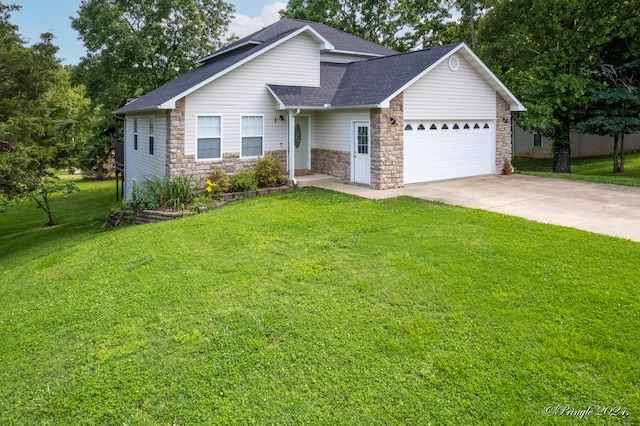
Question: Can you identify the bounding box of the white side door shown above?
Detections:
[353,121,370,185]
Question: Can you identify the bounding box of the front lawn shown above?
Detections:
[1,185,638,424]
[514,151,640,187]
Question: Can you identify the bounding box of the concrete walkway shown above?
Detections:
[298,174,640,242]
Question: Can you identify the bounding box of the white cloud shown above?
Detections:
[229,2,287,39]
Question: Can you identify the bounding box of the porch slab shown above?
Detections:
[295,174,338,188]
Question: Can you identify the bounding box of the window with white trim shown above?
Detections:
[149,116,155,155]
[197,115,222,159]
[241,115,263,157]
[133,117,138,150]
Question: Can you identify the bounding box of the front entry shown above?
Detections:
[353,121,370,185]
[294,115,310,170]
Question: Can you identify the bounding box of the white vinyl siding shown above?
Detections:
[185,33,320,157]
[123,112,167,200]
[404,55,496,120]
[241,115,264,157]
[196,115,222,159]
[314,109,370,151]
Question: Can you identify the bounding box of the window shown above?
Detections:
[417,124,426,130]
[463,123,470,129]
[197,115,222,159]
[484,123,490,129]
[430,124,437,130]
[453,123,460,129]
[533,133,543,147]
[241,115,263,157]
[149,116,155,155]
[404,124,413,131]
[133,118,138,150]
[357,125,369,154]
[474,123,480,129]
[442,124,449,130]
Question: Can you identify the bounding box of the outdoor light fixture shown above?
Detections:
[275,115,285,123]
[390,117,397,125]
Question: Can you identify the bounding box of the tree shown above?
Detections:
[580,65,640,172]
[70,0,235,176]
[477,0,640,173]
[0,2,92,223]
[71,0,235,111]
[281,0,453,52]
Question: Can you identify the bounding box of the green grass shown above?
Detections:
[1,183,639,424]
[513,151,640,187]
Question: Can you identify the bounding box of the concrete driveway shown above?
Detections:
[303,174,640,242]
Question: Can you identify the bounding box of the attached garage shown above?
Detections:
[403,120,495,184]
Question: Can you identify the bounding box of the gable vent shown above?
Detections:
[448,55,460,71]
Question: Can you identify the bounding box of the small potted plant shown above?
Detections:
[504,158,513,175]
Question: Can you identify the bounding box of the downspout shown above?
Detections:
[288,108,301,188]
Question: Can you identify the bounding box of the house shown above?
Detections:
[513,124,640,159]
[114,18,525,199]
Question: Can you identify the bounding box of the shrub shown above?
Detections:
[229,170,258,192]
[139,176,194,211]
[134,191,159,210]
[205,168,230,193]
[255,154,286,188]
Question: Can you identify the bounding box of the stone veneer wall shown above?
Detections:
[370,93,404,189]
[165,97,287,188]
[496,94,512,173]
[311,148,350,182]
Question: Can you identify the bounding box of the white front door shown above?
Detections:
[294,115,310,170]
[353,121,370,185]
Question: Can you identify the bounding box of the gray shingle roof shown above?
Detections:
[218,19,396,59]
[268,62,349,108]
[269,43,462,108]
[115,19,398,114]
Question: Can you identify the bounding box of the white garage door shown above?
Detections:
[404,120,494,184]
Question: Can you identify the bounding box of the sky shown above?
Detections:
[10,0,289,66]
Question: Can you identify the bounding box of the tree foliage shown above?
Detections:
[70,0,235,176]
[477,0,640,173]
[71,0,235,111]
[0,2,92,218]
[281,0,453,51]
[580,83,640,172]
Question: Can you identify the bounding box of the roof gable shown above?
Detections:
[115,25,327,114]
[269,42,525,112]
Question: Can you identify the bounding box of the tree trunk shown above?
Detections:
[470,1,477,49]
[553,143,571,173]
[613,134,620,172]
[620,134,625,172]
